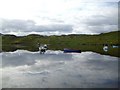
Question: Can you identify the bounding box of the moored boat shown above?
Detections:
[64,48,81,53]
[39,44,48,54]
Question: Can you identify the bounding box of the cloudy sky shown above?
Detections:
[0,0,119,36]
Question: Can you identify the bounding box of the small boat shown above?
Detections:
[39,44,48,54]
[112,45,119,48]
[103,46,108,52]
[64,48,81,53]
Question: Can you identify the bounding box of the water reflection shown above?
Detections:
[1,50,119,88]
[2,50,72,68]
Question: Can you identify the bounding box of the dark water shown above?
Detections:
[1,50,119,88]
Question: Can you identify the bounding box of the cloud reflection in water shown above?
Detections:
[1,50,119,88]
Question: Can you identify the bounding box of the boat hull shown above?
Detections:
[64,49,81,53]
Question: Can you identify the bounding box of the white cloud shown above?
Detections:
[1,19,73,36]
[0,0,119,35]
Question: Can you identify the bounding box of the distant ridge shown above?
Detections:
[1,30,120,37]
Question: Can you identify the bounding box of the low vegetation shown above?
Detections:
[1,31,120,57]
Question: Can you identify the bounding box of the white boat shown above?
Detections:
[112,45,119,48]
[103,46,108,52]
[39,44,48,54]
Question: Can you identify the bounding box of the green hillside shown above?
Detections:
[2,31,120,48]
[1,31,120,57]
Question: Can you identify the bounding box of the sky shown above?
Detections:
[0,0,119,36]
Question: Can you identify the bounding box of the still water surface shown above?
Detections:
[1,50,119,88]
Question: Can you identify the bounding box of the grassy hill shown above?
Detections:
[1,30,120,57]
[2,31,120,47]
[1,30,120,51]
